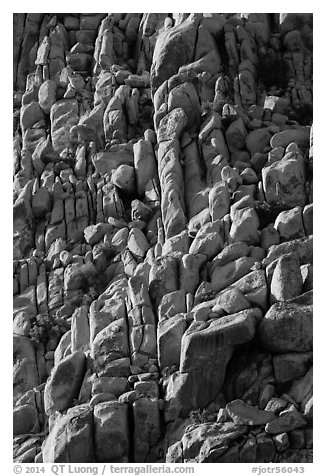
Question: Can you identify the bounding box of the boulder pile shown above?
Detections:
[13,13,313,463]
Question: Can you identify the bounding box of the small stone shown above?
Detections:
[221,166,242,192]
[301,264,313,293]
[240,167,259,184]
[259,384,275,410]
[264,397,288,415]
[265,406,307,434]
[273,433,289,453]
[302,204,313,236]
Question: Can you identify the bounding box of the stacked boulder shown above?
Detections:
[13,13,312,463]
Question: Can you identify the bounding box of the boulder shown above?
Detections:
[166,421,247,463]
[189,220,224,260]
[211,256,257,293]
[92,377,129,398]
[209,182,230,221]
[162,230,190,256]
[270,253,302,303]
[270,128,310,149]
[38,80,56,114]
[158,290,186,321]
[246,128,272,156]
[42,404,94,462]
[158,313,188,369]
[13,403,39,436]
[89,297,126,342]
[128,228,150,258]
[180,309,259,374]
[262,235,313,269]
[151,19,198,92]
[214,242,250,266]
[179,253,205,294]
[168,82,201,132]
[111,165,136,194]
[149,255,179,307]
[94,401,129,462]
[231,270,268,311]
[265,406,306,435]
[229,207,260,245]
[213,287,251,315]
[303,204,313,236]
[259,292,312,352]
[288,368,313,417]
[71,306,90,353]
[91,318,129,374]
[157,107,188,142]
[225,117,247,151]
[262,157,306,208]
[50,99,79,153]
[274,206,305,241]
[133,398,161,462]
[165,308,261,415]
[44,351,86,415]
[133,139,158,196]
[226,399,277,426]
[20,101,44,131]
[13,335,39,405]
[273,353,312,384]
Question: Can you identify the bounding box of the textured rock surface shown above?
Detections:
[13,12,313,463]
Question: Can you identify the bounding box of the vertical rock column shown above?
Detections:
[155,94,188,239]
[128,276,161,462]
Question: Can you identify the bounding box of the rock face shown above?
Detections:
[13,12,313,464]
